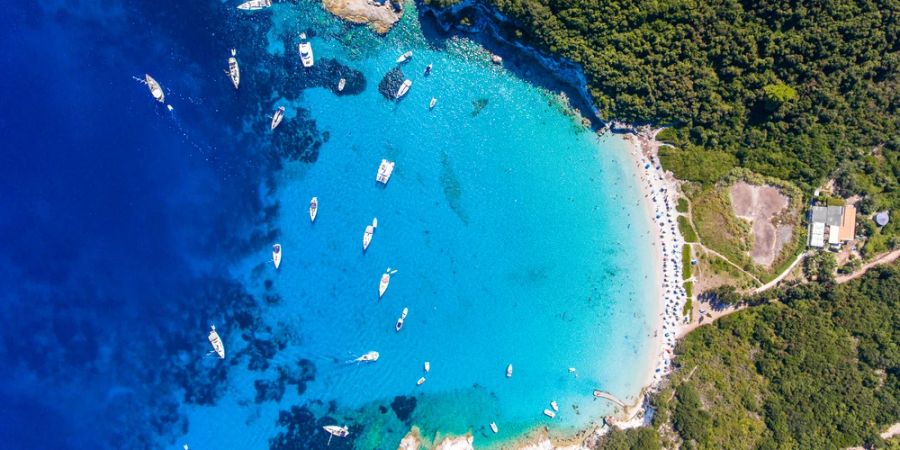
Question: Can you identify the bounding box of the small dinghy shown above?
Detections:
[550,401,559,412]
[506,364,513,378]
[354,351,379,362]
[271,106,285,130]
[309,197,318,222]
[417,377,426,386]
[396,51,412,63]
[543,409,556,418]
[395,307,408,332]
[227,49,240,89]
[208,325,225,359]
[378,268,396,298]
[424,63,432,76]
[429,97,437,109]
[145,74,164,103]
[272,244,282,269]
[323,425,349,445]
[362,217,378,251]
[490,422,498,433]
[337,78,346,92]
[424,361,430,373]
[237,0,271,10]
[395,79,412,99]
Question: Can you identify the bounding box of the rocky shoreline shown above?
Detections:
[323,0,404,34]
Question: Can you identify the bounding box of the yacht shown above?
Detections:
[309,197,318,222]
[272,244,281,269]
[395,307,408,332]
[298,33,314,68]
[355,351,379,362]
[337,78,346,92]
[396,51,412,63]
[423,63,432,76]
[543,409,556,418]
[208,325,225,359]
[506,364,513,378]
[376,159,395,184]
[490,422,498,433]
[362,217,378,251]
[271,106,285,130]
[145,74,164,103]
[227,49,240,89]
[429,97,437,109]
[236,0,271,10]
[395,79,412,99]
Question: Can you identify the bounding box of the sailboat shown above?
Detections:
[379,268,396,298]
[309,197,318,222]
[272,244,282,269]
[323,425,349,445]
[145,74,164,103]
[208,325,225,359]
[271,106,285,130]
[395,307,408,332]
[354,351,379,362]
[236,0,271,10]
[227,49,240,89]
[362,217,378,251]
[395,79,412,99]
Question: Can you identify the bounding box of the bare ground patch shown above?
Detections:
[730,182,791,267]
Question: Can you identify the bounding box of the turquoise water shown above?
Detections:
[177,3,658,449]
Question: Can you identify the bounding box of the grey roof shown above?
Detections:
[875,211,890,227]
[810,206,827,223]
[826,206,844,226]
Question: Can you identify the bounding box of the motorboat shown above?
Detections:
[506,364,513,378]
[272,243,282,269]
[237,0,271,10]
[309,197,318,222]
[362,217,378,251]
[429,97,437,109]
[271,106,285,130]
[424,361,430,372]
[227,49,240,89]
[543,409,556,418]
[550,401,559,412]
[376,159,395,184]
[396,51,412,63]
[423,63,432,76]
[490,422,498,433]
[208,325,225,359]
[338,78,346,92]
[145,74,164,103]
[298,33,314,68]
[395,79,412,99]
[395,307,408,332]
[354,351,379,362]
[417,377,426,386]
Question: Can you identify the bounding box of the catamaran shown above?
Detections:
[309,197,318,222]
[429,97,437,109]
[362,217,378,251]
[272,243,282,269]
[376,159,395,184]
[145,74,164,103]
[379,268,396,298]
[396,51,412,63]
[506,364,513,378]
[424,63,432,76]
[236,0,271,10]
[337,78,346,92]
[208,325,225,359]
[271,106,285,130]
[354,351,379,362]
[298,33,314,68]
[395,307,408,331]
[395,79,412,99]
[227,49,240,89]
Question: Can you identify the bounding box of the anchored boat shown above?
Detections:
[272,244,282,269]
[543,409,556,418]
[395,307,408,331]
[354,351,379,362]
[309,197,318,222]
[424,361,430,372]
[298,33,314,68]
[376,159,395,184]
[363,217,378,251]
[145,74,164,103]
[424,63,432,76]
[506,364,513,378]
[236,0,271,10]
[550,401,559,412]
[208,325,225,359]
[396,51,412,63]
[429,97,437,109]
[395,79,412,99]
[379,268,396,298]
[490,422,498,433]
[416,377,426,386]
[227,49,240,89]
[338,78,346,92]
[271,106,285,130]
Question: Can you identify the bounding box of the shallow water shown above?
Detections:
[0,1,658,449]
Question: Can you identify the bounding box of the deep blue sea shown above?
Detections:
[0,1,658,449]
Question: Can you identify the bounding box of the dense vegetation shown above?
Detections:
[596,264,900,450]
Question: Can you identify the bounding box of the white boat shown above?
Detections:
[271,106,285,130]
[417,377,426,386]
[376,159,395,184]
[490,422,498,433]
[396,51,412,63]
[208,325,225,359]
[323,425,349,438]
[395,307,408,332]
[395,79,412,99]
[145,74,164,103]
[227,49,240,89]
[543,409,556,418]
[429,97,437,109]
[362,217,377,251]
[338,78,346,92]
[272,243,281,269]
[355,351,379,362]
[379,271,390,298]
[506,364,513,378]
[298,34,314,68]
[236,0,271,10]
[424,361,430,372]
[550,401,559,412]
[568,367,577,373]
[309,197,318,222]
[424,63,432,76]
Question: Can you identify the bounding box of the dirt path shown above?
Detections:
[755,251,807,293]
[696,244,764,286]
[836,249,900,284]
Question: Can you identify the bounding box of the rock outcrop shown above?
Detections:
[323,0,403,34]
